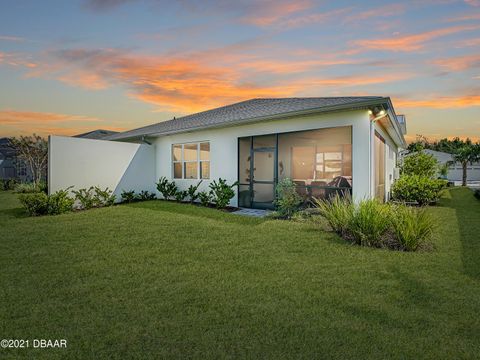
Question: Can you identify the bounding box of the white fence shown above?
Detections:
[49,136,156,200]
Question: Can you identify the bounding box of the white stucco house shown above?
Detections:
[49,97,407,208]
[421,149,480,183]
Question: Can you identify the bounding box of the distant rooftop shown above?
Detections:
[106,97,392,141]
[74,129,119,140]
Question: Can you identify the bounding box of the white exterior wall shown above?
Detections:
[49,136,156,199]
[153,110,373,206]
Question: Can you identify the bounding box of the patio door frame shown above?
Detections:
[239,135,278,209]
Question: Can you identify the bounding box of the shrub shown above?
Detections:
[209,178,238,209]
[18,188,74,216]
[0,178,17,191]
[156,177,178,200]
[93,186,116,207]
[273,178,302,219]
[187,181,202,203]
[14,183,41,193]
[72,187,95,209]
[391,175,447,205]
[314,195,354,237]
[198,191,211,207]
[474,189,480,200]
[138,190,156,201]
[73,186,115,209]
[47,188,74,215]
[121,190,137,203]
[314,198,435,251]
[348,199,391,247]
[390,205,435,251]
[174,190,188,202]
[402,152,439,178]
[18,192,49,216]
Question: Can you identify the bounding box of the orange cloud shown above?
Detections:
[343,3,404,23]
[355,25,480,52]
[465,0,480,6]
[433,54,480,71]
[394,95,480,108]
[0,51,37,68]
[0,109,122,137]
[242,0,312,26]
[41,47,413,112]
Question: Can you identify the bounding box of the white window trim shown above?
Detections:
[172,141,210,180]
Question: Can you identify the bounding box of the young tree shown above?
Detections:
[9,134,48,188]
[452,144,480,186]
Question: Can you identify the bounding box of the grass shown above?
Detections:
[0,188,479,359]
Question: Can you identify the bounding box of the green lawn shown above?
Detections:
[0,188,479,359]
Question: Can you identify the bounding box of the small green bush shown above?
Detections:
[187,181,202,204]
[273,178,303,219]
[73,186,115,209]
[314,197,435,251]
[14,183,41,193]
[174,190,188,202]
[209,178,238,209]
[18,192,49,216]
[391,175,447,205]
[314,195,354,237]
[18,188,74,216]
[72,187,96,209]
[47,188,74,215]
[198,191,211,207]
[348,199,391,247]
[156,177,178,200]
[0,178,18,191]
[121,190,137,203]
[390,205,435,251]
[138,190,156,201]
[93,186,116,207]
[402,152,439,178]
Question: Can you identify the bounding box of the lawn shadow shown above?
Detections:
[123,200,265,226]
[0,207,27,219]
[440,188,480,280]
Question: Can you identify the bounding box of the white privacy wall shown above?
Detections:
[153,110,373,206]
[49,136,156,199]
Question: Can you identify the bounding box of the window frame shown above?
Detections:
[172,141,210,180]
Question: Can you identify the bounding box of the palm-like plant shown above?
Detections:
[452,144,480,186]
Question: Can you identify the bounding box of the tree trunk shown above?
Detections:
[462,161,467,186]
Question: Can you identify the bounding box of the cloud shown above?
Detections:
[241,0,312,27]
[0,109,122,137]
[342,3,405,24]
[394,95,480,108]
[465,0,480,6]
[27,46,409,113]
[0,35,25,42]
[354,24,480,52]
[432,54,480,71]
[0,52,37,68]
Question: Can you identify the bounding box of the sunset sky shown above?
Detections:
[1,0,479,142]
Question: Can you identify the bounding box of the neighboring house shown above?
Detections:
[0,138,30,182]
[49,97,407,208]
[74,129,119,140]
[422,149,480,182]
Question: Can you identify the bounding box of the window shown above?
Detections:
[172,142,210,179]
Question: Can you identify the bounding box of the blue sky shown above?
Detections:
[0,0,479,141]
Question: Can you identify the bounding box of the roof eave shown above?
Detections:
[110,97,391,141]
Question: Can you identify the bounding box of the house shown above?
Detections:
[74,129,119,140]
[49,97,407,208]
[0,138,30,182]
[422,149,480,182]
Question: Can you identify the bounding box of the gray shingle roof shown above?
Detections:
[74,129,119,140]
[106,97,388,141]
